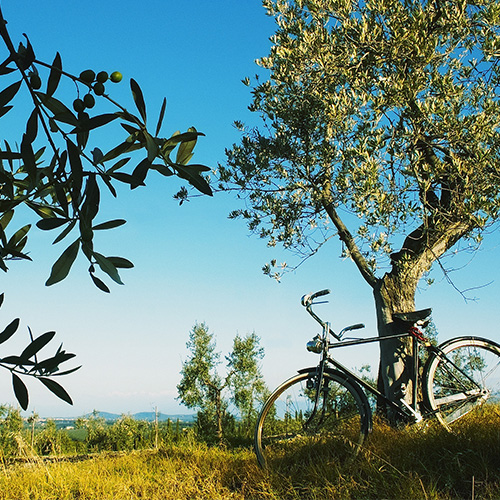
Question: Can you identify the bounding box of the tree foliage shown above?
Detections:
[0,293,78,411]
[0,5,212,292]
[0,6,211,410]
[227,332,267,432]
[220,0,500,408]
[177,323,267,443]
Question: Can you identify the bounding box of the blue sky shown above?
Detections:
[1,0,500,417]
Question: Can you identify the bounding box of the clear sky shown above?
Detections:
[1,0,500,418]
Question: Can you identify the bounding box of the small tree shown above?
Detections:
[177,323,266,444]
[227,332,267,436]
[176,323,230,444]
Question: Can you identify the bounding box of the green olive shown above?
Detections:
[29,73,42,90]
[96,71,108,83]
[73,98,85,113]
[83,93,96,108]
[110,71,123,83]
[93,82,105,95]
[79,69,96,83]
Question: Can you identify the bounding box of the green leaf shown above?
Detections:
[176,126,198,165]
[100,142,134,163]
[90,273,110,293]
[20,134,36,177]
[115,110,143,126]
[45,239,80,286]
[2,355,34,365]
[174,164,213,196]
[0,106,13,118]
[107,157,131,173]
[107,256,134,269]
[19,36,36,70]
[82,174,100,222]
[50,365,81,377]
[25,108,39,144]
[53,219,77,245]
[39,377,73,405]
[92,219,126,230]
[7,224,30,248]
[150,164,174,177]
[131,158,151,188]
[0,57,15,75]
[12,373,29,410]
[36,218,68,230]
[0,80,22,108]
[93,252,123,285]
[144,132,158,162]
[155,97,167,136]
[109,171,145,187]
[130,78,147,123]
[120,123,141,136]
[100,174,117,198]
[0,210,14,231]
[21,331,56,361]
[66,139,83,196]
[164,131,205,147]
[46,52,62,97]
[69,113,118,134]
[0,318,20,345]
[34,351,76,373]
[35,92,78,126]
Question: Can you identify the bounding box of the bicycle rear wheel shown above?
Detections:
[254,369,371,469]
[424,337,500,429]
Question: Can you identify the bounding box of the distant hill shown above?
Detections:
[82,411,196,422]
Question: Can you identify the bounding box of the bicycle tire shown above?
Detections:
[254,369,371,469]
[423,336,500,429]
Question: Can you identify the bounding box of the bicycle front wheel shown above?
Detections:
[254,369,371,469]
[424,337,500,429]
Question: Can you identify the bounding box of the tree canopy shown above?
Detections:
[177,323,266,443]
[221,0,500,407]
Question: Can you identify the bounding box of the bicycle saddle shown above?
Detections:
[392,308,432,324]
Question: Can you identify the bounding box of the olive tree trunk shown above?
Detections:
[324,200,471,420]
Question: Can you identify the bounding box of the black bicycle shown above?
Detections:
[254,289,500,469]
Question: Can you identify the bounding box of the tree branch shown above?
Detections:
[322,200,378,289]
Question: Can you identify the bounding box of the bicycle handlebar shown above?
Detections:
[301,289,331,308]
[302,289,365,340]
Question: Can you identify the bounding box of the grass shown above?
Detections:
[0,406,499,499]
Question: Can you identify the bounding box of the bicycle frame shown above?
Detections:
[304,289,429,422]
[326,331,422,421]
[304,289,486,423]
[313,321,422,421]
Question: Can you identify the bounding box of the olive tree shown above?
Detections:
[177,323,266,443]
[227,332,267,435]
[0,6,211,409]
[220,0,500,413]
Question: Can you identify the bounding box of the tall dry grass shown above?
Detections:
[0,405,498,499]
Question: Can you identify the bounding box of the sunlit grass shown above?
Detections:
[0,406,499,499]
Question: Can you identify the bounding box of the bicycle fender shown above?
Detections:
[437,336,500,351]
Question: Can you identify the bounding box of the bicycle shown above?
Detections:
[254,289,500,469]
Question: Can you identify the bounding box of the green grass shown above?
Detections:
[0,406,499,499]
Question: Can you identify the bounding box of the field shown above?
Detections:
[0,406,498,499]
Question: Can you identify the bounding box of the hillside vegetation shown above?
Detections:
[0,406,499,499]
